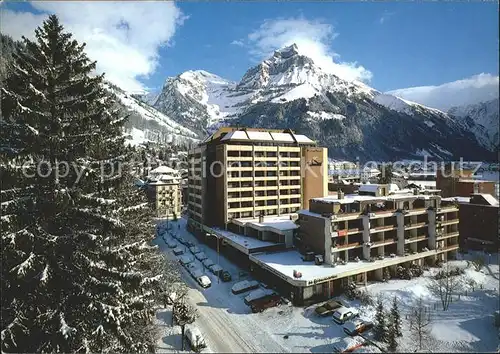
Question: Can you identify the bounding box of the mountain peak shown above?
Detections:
[273,43,300,59]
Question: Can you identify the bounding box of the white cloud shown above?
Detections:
[387,73,500,111]
[379,11,395,24]
[1,2,186,92]
[244,17,373,83]
[230,39,245,47]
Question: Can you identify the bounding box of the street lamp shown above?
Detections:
[205,232,221,284]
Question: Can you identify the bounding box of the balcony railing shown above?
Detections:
[404,222,428,229]
[437,244,459,252]
[334,241,361,249]
[404,235,427,243]
[441,219,459,226]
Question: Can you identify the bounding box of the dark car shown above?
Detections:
[315,299,344,317]
[250,294,282,313]
[220,270,232,282]
[185,241,195,248]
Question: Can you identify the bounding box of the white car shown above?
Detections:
[197,275,212,288]
[332,306,359,324]
[185,325,207,350]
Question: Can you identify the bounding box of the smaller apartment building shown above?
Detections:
[145,166,182,218]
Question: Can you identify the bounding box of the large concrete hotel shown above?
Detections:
[186,127,460,305]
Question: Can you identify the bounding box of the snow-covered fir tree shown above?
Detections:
[373,297,388,342]
[389,296,402,337]
[1,15,178,353]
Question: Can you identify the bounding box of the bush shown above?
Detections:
[471,256,485,271]
[345,282,358,300]
[358,290,374,306]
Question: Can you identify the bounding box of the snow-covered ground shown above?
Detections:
[153,218,499,353]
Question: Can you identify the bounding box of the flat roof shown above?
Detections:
[232,215,299,235]
[312,192,434,205]
[250,249,439,287]
[211,228,279,254]
[217,129,316,145]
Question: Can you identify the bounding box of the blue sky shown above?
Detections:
[1,1,498,96]
[154,2,499,92]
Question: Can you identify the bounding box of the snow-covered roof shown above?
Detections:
[250,249,438,286]
[150,165,176,174]
[246,131,274,141]
[232,215,298,235]
[471,193,499,206]
[442,196,471,204]
[310,192,435,206]
[219,129,315,145]
[293,134,315,144]
[270,132,295,142]
[359,184,380,193]
[211,228,279,254]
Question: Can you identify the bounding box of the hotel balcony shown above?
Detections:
[369,237,397,247]
[398,207,428,216]
[404,222,429,230]
[441,219,459,226]
[436,231,459,241]
[404,234,427,244]
[366,209,398,219]
[436,243,459,253]
[370,224,398,234]
[333,241,362,251]
[437,205,459,213]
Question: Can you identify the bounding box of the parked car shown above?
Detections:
[166,240,178,248]
[191,268,204,279]
[195,252,208,261]
[209,264,223,276]
[179,255,195,266]
[231,280,260,295]
[173,247,184,256]
[202,259,215,268]
[185,326,207,351]
[197,275,212,289]
[315,299,344,317]
[343,319,374,336]
[250,294,282,313]
[333,336,365,353]
[177,238,188,245]
[244,288,277,305]
[332,306,360,324]
[189,246,201,254]
[185,241,195,248]
[220,270,232,282]
[185,263,198,275]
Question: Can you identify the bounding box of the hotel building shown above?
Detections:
[187,127,328,234]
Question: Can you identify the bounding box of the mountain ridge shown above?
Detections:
[143,43,496,161]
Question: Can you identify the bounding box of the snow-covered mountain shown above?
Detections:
[149,44,495,161]
[105,83,199,147]
[448,98,499,151]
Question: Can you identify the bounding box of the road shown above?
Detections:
[156,218,290,353]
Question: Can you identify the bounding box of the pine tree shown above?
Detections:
[389,296,402,337]
[373,297,387,342]
[386,321,398,352]
[1,15,177,353]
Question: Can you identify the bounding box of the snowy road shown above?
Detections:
[155,218,289,353]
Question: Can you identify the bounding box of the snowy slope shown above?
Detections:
[105,83,199,147]
[448,98,499,150]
